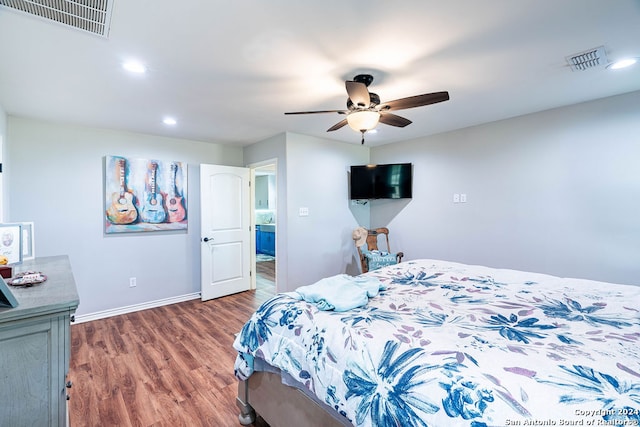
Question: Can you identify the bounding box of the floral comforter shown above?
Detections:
[233,259,640,427]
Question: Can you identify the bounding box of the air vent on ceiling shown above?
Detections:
[0,0,114,38]
[566,46,608,71]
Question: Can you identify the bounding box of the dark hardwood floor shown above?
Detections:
[69,263,275,427]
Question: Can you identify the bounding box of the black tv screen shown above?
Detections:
[350,163,412,200]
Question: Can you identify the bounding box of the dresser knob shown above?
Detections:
[66,394,71,401]
[66,381,73,389]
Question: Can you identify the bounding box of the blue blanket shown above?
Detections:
[284,274,385,311]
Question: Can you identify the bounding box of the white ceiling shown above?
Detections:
[1,1,639,147]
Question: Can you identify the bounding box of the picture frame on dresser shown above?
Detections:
[0,223,23,265]
[20,221,35,260]
[0,276,18,308]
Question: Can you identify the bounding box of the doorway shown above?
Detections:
[253,162,276,291]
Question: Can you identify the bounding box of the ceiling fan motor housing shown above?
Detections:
[353,74,374,87]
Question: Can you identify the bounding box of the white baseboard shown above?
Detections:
[73,292,201,324]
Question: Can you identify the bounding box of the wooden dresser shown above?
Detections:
[0,255,80,427]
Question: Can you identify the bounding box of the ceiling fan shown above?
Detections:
[285,74,450,144]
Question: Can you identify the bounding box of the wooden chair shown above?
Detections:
[352,227,404,273]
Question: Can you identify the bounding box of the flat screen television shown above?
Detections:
[350,163,412,200]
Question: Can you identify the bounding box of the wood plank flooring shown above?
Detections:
[69,268,275,427]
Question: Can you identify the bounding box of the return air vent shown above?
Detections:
[0,0,114,38]
[566,46,608,71]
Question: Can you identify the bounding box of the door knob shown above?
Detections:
[203,237,213,242]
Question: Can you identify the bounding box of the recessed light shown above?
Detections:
[122,60,147,74]
[163,117,177,125]
[607,58,638,70]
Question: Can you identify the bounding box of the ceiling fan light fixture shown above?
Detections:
[347,110,380,132]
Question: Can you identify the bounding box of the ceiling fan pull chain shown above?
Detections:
[361,130,366,145]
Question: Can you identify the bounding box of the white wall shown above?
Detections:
[6,117,243,316]
[244,132,370,291]
[284,133,369,289]
[7,89,637,319]
[371,90,640,286]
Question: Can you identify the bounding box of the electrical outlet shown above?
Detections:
[460,194,467,203]
[453,194,460,203]
[129,277,137,288]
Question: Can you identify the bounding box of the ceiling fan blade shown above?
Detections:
[379,113,412,128]
[381,91,450,111]
[345,81,370,108]
[327,119,348,132]
[285,110,347,115]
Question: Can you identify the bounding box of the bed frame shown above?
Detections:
[237,371,351,427]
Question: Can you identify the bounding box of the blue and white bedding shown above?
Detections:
[233,259,640,427]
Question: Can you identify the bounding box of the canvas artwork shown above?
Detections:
[104,156,188,233]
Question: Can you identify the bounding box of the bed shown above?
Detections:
[233,259,640,427]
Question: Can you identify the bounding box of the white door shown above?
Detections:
[200,164,251,301]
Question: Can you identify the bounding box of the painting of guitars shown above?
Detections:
[164,162,186,222]
[140,162,167,224]
[106,158,138,224]
[105,156,187,233]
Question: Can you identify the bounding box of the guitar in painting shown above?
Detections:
[140,162,167,223]
[164,162,186,222]
[106,158,138,224]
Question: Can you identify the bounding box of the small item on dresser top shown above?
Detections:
[0,265,12,279]
[7,270,48,287]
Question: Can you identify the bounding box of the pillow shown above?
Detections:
[362,249,398,271]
